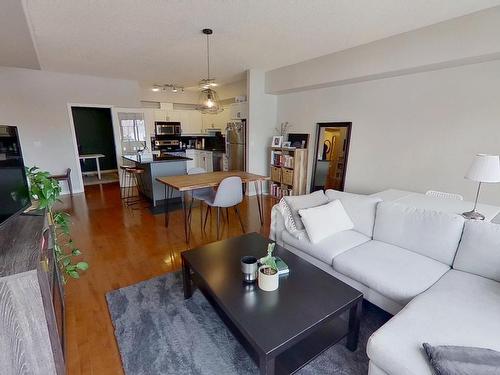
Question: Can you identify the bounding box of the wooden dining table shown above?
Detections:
[156,171,270,242]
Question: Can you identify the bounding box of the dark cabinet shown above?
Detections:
[0,213,65,375]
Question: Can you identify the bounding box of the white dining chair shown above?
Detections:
[425,190,464,200]
[187,167,212,228]
[203,176,245,239]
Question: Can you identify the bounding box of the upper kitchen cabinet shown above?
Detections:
[201,106,230,132]
[154,103,174,122]
[182,110,203,134]
[228,102,248,120]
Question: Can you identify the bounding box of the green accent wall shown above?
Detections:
[72,107,117,172]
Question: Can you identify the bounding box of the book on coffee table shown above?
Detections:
[275,257,289,275]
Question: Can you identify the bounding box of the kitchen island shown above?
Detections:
[123,154,191,207]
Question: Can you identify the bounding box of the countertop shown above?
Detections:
[123,155,191,164]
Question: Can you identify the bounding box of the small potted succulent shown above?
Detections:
[258,243,279,291]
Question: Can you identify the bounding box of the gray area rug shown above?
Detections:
[106,272,390,375]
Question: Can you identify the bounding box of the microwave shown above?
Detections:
[155,121,181,136]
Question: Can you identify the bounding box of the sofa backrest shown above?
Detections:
[453,220,500,282]
[284,190,329,230]
[373,202,465,265]
[325,190,382,238]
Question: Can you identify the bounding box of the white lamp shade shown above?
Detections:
[465,154,500,183]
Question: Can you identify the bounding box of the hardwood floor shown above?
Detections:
[59,182,274,375]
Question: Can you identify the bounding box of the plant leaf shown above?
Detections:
[76,262,89,271]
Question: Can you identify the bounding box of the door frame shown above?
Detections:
[67,103,118,192]
[311,122,352,192]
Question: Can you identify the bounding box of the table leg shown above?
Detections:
[96,157,102,179]
[346,299,362,351]
[181,257,193,299]
[254,180,263,226]
[258,355,275,375]
[164,185,169,227]
[182,191,190,243]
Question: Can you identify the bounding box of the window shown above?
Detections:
[118,113,146,154]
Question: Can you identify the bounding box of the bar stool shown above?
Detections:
[119,165,134,200]
[126,167,147,209]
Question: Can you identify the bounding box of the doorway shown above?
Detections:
[71,107,118,186]
[311,122,352,192]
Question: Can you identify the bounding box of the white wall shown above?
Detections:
[247,70,277,194]
[217,79,247,100]
[276,59,500,205]
[267,6,500,94]
[0,66,141,194]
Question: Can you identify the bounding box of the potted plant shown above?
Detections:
[258,243,279,291]
[26,166,88,282]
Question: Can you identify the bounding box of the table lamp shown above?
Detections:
[462,154,500,220]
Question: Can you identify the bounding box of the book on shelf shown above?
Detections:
[270,183,293,198]
[270,151,294,168]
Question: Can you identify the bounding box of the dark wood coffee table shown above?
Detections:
[181,233,363,375]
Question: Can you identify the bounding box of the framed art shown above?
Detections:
[272,135,283,147]
[282,141,292,148]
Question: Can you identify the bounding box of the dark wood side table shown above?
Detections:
[182,233,363,375]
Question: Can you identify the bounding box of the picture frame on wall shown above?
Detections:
[272,135,283,147]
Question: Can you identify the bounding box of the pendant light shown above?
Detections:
[198,28,223,114]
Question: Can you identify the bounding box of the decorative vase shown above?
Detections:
[258,266,279,291]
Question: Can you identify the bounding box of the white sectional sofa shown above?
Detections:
[269,189,500,375]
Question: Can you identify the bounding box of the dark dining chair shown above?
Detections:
[51,168,73,196]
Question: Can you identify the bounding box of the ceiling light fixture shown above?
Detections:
[151,84,184,93]
[198,28,223,114]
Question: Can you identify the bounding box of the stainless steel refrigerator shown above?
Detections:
[225,120,246,171]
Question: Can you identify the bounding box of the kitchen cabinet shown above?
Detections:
[169,109,203,134]
[199,151,213,172]
[154,110,169,122]
[185,149,213,172]
[185,149,198,171]
[228,102,248,120]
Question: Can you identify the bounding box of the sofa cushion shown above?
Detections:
[333,240,449,305]
[373,202,465,265]
[282,229,370,265]
[325,189,382,237]
[283,190,329,230]
[454,220,500,283]
[367,270,500,375]
[299,200,354,244]
[423,343,500,375]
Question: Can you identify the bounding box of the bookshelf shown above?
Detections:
[269,147,308,199]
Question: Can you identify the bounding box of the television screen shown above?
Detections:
[0,125,31,226]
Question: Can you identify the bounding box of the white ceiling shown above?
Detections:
[13,0,500,86]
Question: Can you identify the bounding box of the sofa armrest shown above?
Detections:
[269,203,286,246]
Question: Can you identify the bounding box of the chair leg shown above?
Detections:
[203,206,211,231]
[226,208,229,227]
[234,205,245,233]
[217,207,220,240]
[67,177,73,197]
[200,201,204,231]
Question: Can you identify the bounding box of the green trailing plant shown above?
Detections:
[260,242,278,274]
[26,166,88,282]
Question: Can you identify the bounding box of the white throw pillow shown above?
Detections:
[298,200,354,244]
